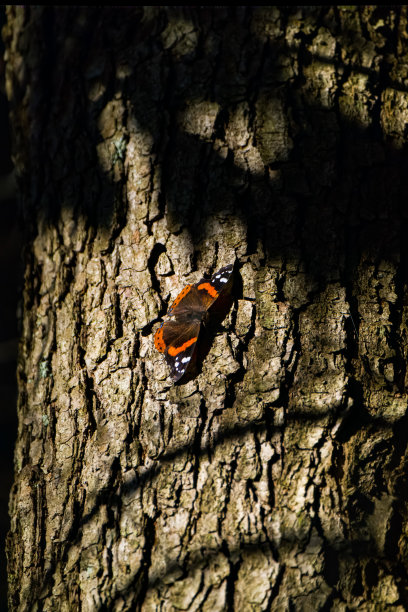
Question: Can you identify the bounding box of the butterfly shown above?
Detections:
[154,264,234,381]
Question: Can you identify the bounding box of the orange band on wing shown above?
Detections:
[154,328,166,353]
[168,337,197,356]
[197,282,218,299]
[170,285,192,310]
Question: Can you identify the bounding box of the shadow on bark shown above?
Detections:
[21,7,408,291]
[30,399,406,606]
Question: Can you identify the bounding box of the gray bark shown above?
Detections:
[4,6,408,610]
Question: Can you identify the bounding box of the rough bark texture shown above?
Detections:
[4,6,408,611]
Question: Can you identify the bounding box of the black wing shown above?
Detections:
[195,264,234,310]
[162,319,201,381]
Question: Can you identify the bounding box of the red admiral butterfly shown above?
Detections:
[154,264,234,382]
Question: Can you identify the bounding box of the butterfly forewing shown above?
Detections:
[160,319,200,353]
[195,264,234,309]
[160,319,200,381]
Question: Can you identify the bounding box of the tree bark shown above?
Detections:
[4,6,408,610]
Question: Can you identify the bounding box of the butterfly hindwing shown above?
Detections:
[167,285,208,320]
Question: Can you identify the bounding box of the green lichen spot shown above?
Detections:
[39,359,50,379]
[113,135,127,164]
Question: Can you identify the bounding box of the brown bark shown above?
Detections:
[4,6,408,610]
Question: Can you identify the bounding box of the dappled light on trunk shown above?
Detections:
[4,6,408,610]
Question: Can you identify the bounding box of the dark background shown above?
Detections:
[0,7,19,608]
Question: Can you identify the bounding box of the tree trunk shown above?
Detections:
[4,6,408,610]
